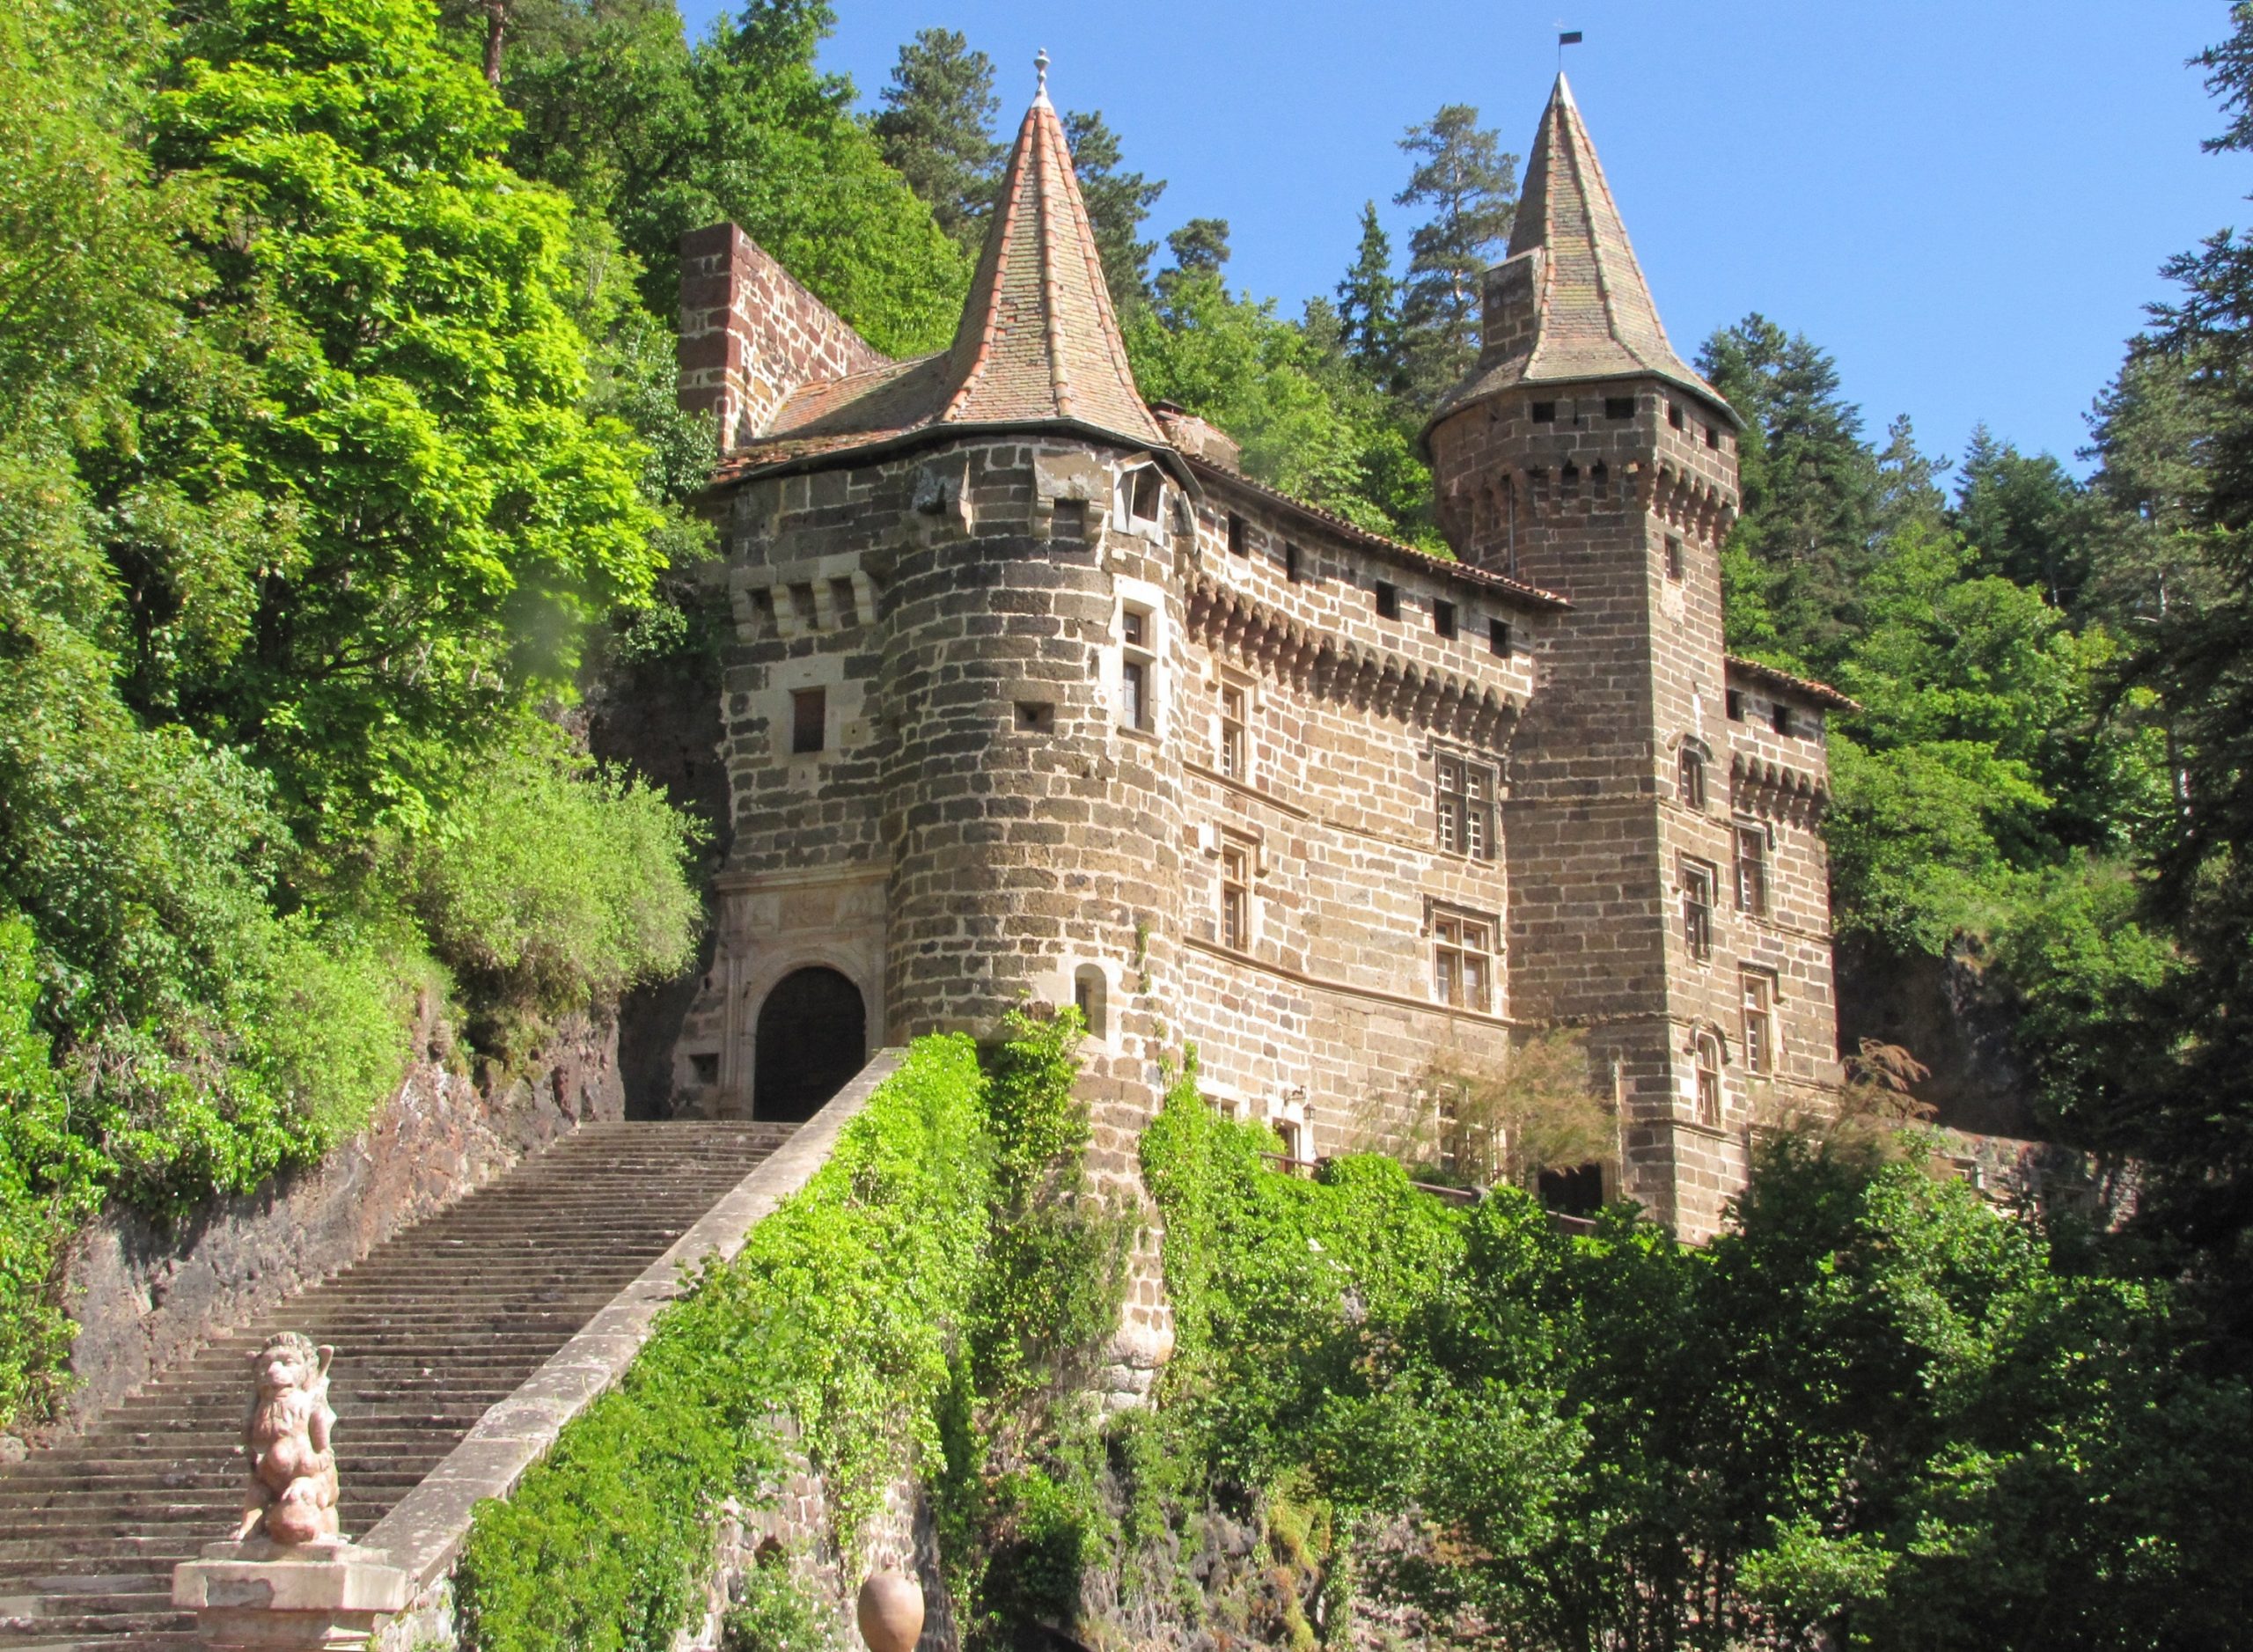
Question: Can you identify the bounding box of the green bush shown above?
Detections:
[405,730,703,1038]
[456,1032,998,1652]
[721,1551,840,1652]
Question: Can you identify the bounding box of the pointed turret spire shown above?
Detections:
[1433,73,1729,425]
[933,62,1168,448]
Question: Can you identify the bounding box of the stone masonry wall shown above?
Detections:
[1171,474,1552,1160]
[36,1006,621,1446]
[677,224,889,452]
[1430,381,1838,1238]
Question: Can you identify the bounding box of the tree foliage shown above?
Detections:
[871,26,1003,256]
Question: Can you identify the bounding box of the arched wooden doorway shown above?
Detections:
[752,966,867,1122]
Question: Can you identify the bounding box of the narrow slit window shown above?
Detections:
[1227,513,1247,556]
[1489,618,1513,658]
[1669,402,1685,430]
[1434,599,1458,640]
[1219,681,1247,780]
[1119,607,1155,731]
[790,687,826,755]
[1726,689,1744,722]
[1742,971,1775,1076]
[1678,746,1706,811]
[1285,542,1304,583]
[1681,860,1714,962]
[1736,824,1769,916]
[1220,841,1250,951]
[1665,536,1684,580]
[1694,1032,1723,1124]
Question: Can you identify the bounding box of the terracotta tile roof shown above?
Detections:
[1435,74,1733,425]
[1725,653,1860,712]
[1184,455,1570,613]
[717,81,1167,481]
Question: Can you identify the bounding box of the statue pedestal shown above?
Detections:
[172,1538,408,1649]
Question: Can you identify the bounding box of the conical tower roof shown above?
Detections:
[936,68,1168,445]
[1432,74,1733,427]
[724,55,1171,474]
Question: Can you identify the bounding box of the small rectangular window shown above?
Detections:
[1051,499,1086,543]
[1220,841,1250,951]
[1736,824,1769,917]
[1726,689,1744,722]
[1681,860,1714,962]
[1374,581,1399,620]
[1433,599,1457,640]
[1129,466,1163,523]
[791,687,826,755]
[1772,702,1794,738]
[1120,659,1147,730]
[1604,396,1635,421]
[1664,536,1684,580]
[1435,914,1493,1014]
[830,577,859,627]
[1121,609,1145,649]
[1678,746,1706,811]
[1706,423,1720,449]
[1489,618,1512,659]
[1530,400,1557,423]
[1016,701,1054,732]
[1285,542,1304,583]
[1219,682,1247,780]
[1668,402,1685,430]
[1436,758,1496,862]
[1742,971,1775,1076]
[1227,513,1247,556]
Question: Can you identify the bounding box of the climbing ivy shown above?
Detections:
[455,1011,1116,1652]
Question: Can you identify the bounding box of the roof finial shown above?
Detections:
[1034,48,1050,103]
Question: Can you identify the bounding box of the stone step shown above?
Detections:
[0,1116,796,1647]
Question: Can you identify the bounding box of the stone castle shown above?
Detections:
[666,68,1846,1239]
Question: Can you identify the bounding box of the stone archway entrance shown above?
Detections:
[753,966,866,1122]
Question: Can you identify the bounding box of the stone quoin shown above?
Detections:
[665,64,1846,1242]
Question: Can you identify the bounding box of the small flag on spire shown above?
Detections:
[1559,29,1583,45]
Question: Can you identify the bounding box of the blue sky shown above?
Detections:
[680,1,2252,477]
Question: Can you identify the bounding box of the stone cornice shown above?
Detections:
[1184,575,1519,751]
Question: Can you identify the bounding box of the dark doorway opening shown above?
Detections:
[753,967,865,1123]
[1538,1162,1606,1219]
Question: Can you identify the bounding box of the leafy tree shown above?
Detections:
[1061,108,1164,309]
[124,0,666,833]
[1394,105,1516,404]
[870,27,1003,256]
[486,0,968,355]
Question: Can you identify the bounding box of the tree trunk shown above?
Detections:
[482,0,508,87]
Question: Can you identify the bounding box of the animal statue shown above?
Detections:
[236,1332,341,1546]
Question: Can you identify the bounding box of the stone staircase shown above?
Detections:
[0,1120,796,1650]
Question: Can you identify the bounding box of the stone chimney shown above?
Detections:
[675,224,888,452]
[1477,247,1544,371]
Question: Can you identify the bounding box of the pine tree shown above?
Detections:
[1394,105,1515,404]
[1062,109,1164,309]
[1698,314,1881,668]
[870,27,1003,256]
[1336,200,1402,387]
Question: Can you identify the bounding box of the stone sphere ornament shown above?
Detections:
[855,1569,924,1652]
